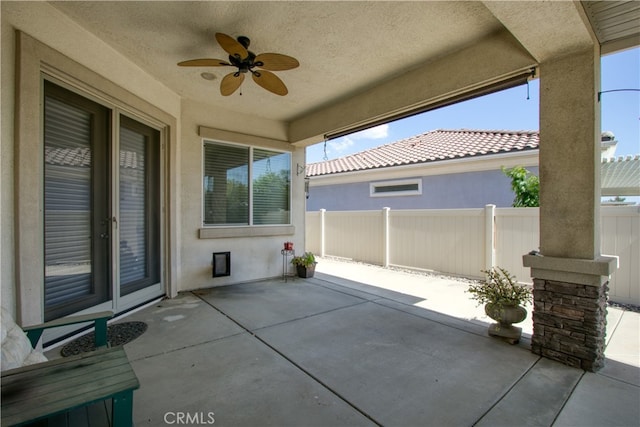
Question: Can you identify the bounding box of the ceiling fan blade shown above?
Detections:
[177,58,231,67]
[255,53,300,71]
[215,32,248,59]
[252,70,288,96]
[220,72,245,96]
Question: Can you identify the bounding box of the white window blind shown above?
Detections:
[44,96,92,307]
[119,127,147,286]
[253,149,290,225]
[203,142,249,225]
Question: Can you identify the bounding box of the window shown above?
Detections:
[203,141,291,226]
[370,179,422,197]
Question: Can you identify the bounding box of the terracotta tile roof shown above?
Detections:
[307,129,539,177]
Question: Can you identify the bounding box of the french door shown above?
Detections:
[43,80,162,321]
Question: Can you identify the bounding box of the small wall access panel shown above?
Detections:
[212,252,231,277]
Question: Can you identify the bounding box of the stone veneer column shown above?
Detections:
[527,48,618,372]
[524,256,616,371]
[532,278,607,371]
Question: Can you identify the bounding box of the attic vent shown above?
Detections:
[370,179,422,197]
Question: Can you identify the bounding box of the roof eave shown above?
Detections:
[309,149,539,186]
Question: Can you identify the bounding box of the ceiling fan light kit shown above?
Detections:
[178,32,299,96]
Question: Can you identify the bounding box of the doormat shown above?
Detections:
[60,321,148,357]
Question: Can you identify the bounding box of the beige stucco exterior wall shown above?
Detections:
[1,2,178,322]
[1,3,17,317]
[178,99,304,290]
[1,2,306,323]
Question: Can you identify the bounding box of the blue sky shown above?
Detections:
[307,47,640,164]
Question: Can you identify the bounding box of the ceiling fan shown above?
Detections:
[178,32,299,96]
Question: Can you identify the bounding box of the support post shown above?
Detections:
[485,204,496,271]
[319,209,326,258]
[382,207,390,268]
[526,47,618,371]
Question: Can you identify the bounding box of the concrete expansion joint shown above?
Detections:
[473,356,543,425]
[551,369,587,425]
[190,290,383,426]
[127,331,248,363]
[253,300,371,333]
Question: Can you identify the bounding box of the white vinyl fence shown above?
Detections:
[306,205,640,306]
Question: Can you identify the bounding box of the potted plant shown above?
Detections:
[467,267,532,344]
[291,252,317,278]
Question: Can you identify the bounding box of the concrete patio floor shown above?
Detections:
[100,259,637,426]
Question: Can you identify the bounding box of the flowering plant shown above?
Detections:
[467,267,532,307]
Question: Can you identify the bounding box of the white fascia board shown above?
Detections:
[309,150,539,187]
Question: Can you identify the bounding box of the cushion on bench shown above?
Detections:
[1,306,48,371]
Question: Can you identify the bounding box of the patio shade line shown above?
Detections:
[371,295,534,343]
[191,291,383,426]
[313,275,529,342]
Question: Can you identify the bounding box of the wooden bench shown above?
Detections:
[1,310,139,426]
[2,346,139,426]
[22,311,112,349]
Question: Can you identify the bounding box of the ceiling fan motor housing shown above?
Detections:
[237,36,251,49]
[229,50,258,73]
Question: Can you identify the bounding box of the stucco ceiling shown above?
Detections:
[49,1,503,122]
[47,1,637,130]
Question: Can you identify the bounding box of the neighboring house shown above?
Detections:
[306,129,638,211]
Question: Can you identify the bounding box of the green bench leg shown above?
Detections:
[95,317,109,348]
[26,329,44,348]
[112,390,134,427]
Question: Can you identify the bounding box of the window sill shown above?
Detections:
[199,225,295,239]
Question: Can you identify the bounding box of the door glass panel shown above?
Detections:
[44,96,93,312]
[119,127,147,286]
[119,116,160,296]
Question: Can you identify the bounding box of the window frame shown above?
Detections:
[370,178,423,198]
[202,139,292,228]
